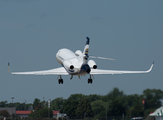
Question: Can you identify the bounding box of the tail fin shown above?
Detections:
[83,37,90,57]
[83,37,90,64]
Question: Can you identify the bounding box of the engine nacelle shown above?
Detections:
[75,50,83,56]
[63,61,74,70]
[88,60,97,69]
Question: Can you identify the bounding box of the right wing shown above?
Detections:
[8,63,68,75]
[90,62,154,75]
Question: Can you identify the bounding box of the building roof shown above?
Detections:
[16,110,31,115]
[16,110,59,115]
[53,111,59,115]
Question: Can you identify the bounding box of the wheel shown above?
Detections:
[90,79,93,84]
[61,79,63,84]
[58,79,60,84]
[88,79,90,84]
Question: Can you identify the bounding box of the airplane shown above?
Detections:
[8,37,154,84]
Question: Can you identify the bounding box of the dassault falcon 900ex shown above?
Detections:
[8,37,154,84]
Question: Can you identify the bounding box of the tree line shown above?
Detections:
[0,88,163,118]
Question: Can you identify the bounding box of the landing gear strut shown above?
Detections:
[88,75,93,84]
[70,75,73,79]
[58,75,63,84]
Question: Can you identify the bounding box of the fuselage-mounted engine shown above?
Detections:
[88,60,97,69]
[63,61,74,70]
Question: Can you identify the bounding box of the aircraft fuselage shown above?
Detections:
[56,48,91,76]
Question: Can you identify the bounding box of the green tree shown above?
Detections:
[68,94,86,101]
[108,99,125,116]
[142,89,163,110]
[0,101,7,107]
[60,100,79,117]
[51,97,65,110]
[87,94,101,102]
[125,94,141,107]
[7,103,12,107]
[33,98,40,109]
[102,88,125,102]
[39,100,47,108]
[91,100,108,117]
[76,98,94,117]
[14,102,26,110]
[131,104,144,117]
[29,107,53,118]
[39,108,53,118]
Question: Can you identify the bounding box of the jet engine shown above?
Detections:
[63,61,74,70]
[88,60,97,69]
[75,50,83,56]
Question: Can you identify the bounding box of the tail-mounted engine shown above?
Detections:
[88,60,97,69]
[63,61,74,70]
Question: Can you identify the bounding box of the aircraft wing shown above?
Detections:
[9,66,68,75]
[90,62,154,75]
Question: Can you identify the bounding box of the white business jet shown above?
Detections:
[8,37,154,84]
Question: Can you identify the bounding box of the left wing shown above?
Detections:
[90,62,154,75]
[8,63,68,75]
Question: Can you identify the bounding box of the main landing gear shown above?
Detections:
[58,75,63,84]
[88,75,93,84]
[58,75,93,84]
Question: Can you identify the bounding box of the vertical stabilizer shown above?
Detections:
[83,37,90,64]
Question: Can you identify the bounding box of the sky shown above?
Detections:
[0,0,163,104]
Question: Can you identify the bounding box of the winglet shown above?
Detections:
[8,62,11,73]
[153,61,155,64]
[147,61,154,73]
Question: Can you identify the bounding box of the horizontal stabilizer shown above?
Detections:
[89,56,115,60]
